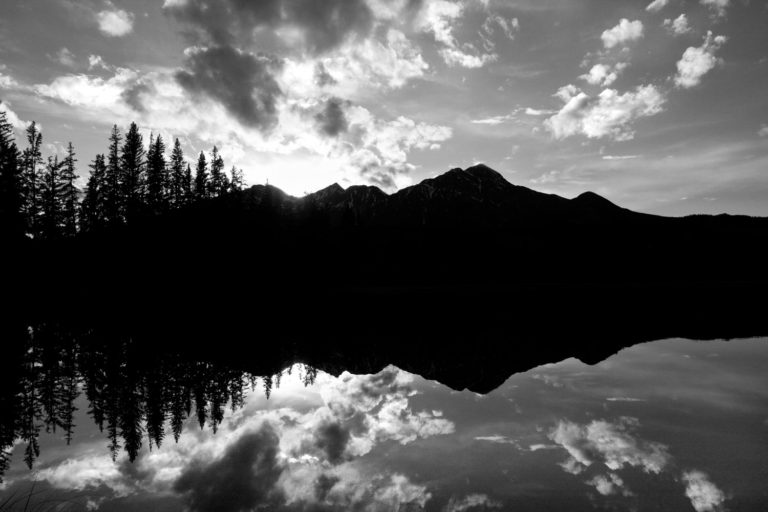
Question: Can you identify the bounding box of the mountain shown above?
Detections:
[5,163,768,393]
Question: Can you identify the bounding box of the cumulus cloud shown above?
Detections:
[0,66,19,90]
[674,31,727,88]
[96,7,134,37]
[586,473,632,496]
[601,19,644,49]
[580,62,627,87]
[700,0,730,18]
[545,84,665,141]
[664,14,691,36]
[54,47,76,67]
[682,471,727,512]
[549,417,670,474]
[445,493,501,512]
[176,45,283,132]
[0,101,27,130]
[759,124,768,137]
[646,0,670,12]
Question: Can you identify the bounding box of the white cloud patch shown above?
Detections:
[545,84,665,141]
[419,0,497,68]
[601,19,644,49]
[586,473,631,496]
[580,62,627,87]
[663,14,691,36]
[474,435,519,446]
[0,101,30,131]
[682,471,727,512]
[445,493,501,512]
[759,125,768,137]
[0,65,19,90]
[88,55,111,71]
[96,7,135,37]
[549,417,670,474]
[471,114,514,125]
[54,47,76,67]
[700,0,730,18]
[646,0,670,12]
[674,31,727,89]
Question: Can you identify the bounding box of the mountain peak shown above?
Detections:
[463,163,505,182]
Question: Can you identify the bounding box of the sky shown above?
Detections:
[1,0,767,215]
[2,338,767,511]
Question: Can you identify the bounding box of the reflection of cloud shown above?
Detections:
[550,417,670,474]
[444,493,501,512]
[682,471,726,512]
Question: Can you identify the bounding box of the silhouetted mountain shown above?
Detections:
[4,164,768,398]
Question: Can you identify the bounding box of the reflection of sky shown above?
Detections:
[2,338,767,511]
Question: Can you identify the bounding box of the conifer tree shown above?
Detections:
[229,166,244,192]
[21,122,43,237]
[145,134,167,215]
[194,151,208,200]
[209,146,226,197]
[39,155,65,240]
[0,107,23,238]
[168,138,186,207]
[60,142,79,237]
[183,163,193,203]
[81,154,107,231]
[104,125,122,226]
[120,122,145,222]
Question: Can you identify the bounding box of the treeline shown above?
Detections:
[0,104,245,240]
[0,323,318,480]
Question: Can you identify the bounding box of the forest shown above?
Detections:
[0,103,245,241]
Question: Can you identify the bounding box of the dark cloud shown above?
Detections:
[121,81,151,113]
[175,45,282,131]
[314,63,337,87]
[313,421,351,464]
[173,424,285,512]
[315,98,348,137]
[314,474,340,502]
[164,0,374,55]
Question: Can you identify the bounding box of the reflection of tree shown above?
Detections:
[0,324,317,482]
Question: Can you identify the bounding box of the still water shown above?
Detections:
[1,338,766,511]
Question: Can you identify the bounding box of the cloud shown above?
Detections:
[586,473,631,496]
[525,108,556,116]
[174,424,284,512]
[580,62,627,87]
[445,493,501,512]
[646,0,670,12]
[471,115,514,125]
[759,125,768,137]
[164,0,375,55]
[545,84,665,141]
[0,66,19,90]
[474,435,519,445]
[88,55,111,71]
[96,7,135,37]
[674,31,727,89]
[601,19,644,49]
[663,14,691,36]
[315,97,349,137]
[175,45,283,132]
[418,0,497,68]
[0,101,27,131]
[700,0,730,18]
[54,47,76,67]
[549,417,670,474]
[682,471,727,512]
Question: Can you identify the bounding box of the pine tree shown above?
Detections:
[208,146,226,197]
[229,166,245,192]
[194,151,208,200]
[120,123,145,223]
[39,155,65,240]
[145,134,167,215]
[0,106,24,238]
[168,138,185,207]
[81,154,107,232]
[60,142,79,237]
[183,163,193,204]
[104,125,122,226]
[21,122,43,237]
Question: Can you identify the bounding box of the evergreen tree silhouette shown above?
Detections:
[168,138,186,207]
[104,125,122,226]
[39,156,65,240]
[21,122,43,237]
[120,122,146,223]
[194,151,208,200]
[81,154,107,232]
[208,146,227,197]
[0,106,23,238]
[229,165,245,192]
[60,142,79,237]
[146,133,167,215]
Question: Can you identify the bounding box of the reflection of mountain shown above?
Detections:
[4,165,768,393]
